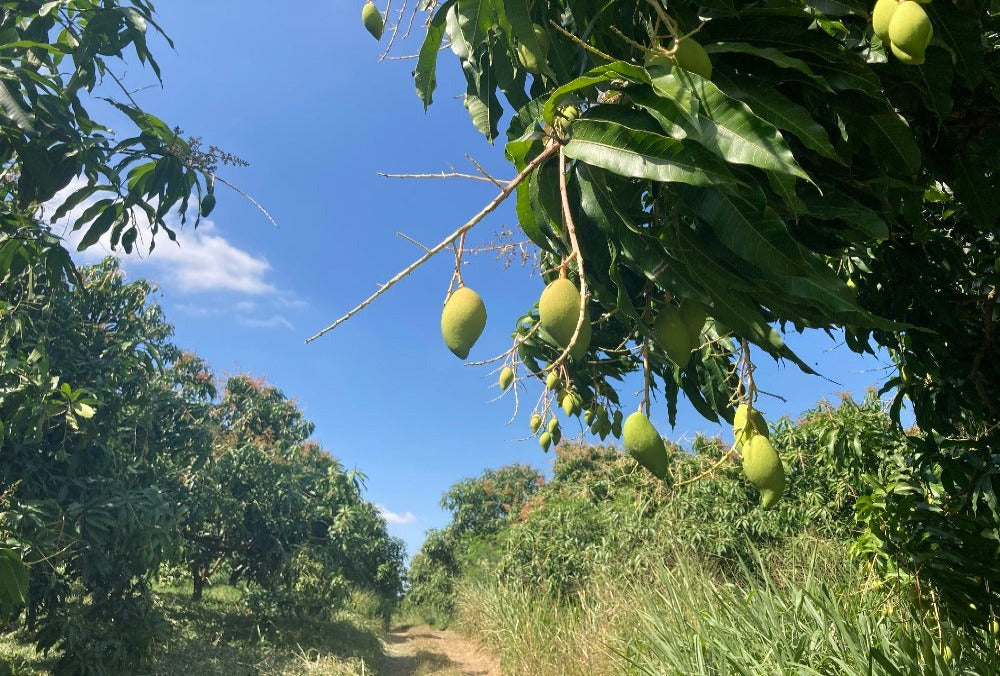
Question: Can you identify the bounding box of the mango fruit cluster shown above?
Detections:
[733,404,785,509]
[873,0,933,65]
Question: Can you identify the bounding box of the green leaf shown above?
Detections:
[862,113,922,177]
[705,42,832,91]
[564,110,736,187]
[0,80,34,132]
[680,186,811,275]
[542,61,649,123]
[924,0,985,88]
[414,0,456,108]
[651,72,812,182]
[800,193,889,242]
[0,549,27,610]
[711,71,840,163]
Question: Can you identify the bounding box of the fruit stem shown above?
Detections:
[547,21,616,63]
[306,143,559,343]
[546,146,589,372]
[674,450,734,489]
[641,339,651,415]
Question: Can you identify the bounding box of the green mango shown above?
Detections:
[872,0,899,43]
[361,1,383,40]
[499,367,514,391]
[539,432,552,451]
[733,403,769,449]
[623,412,669,479]
[440,287,486,359]
[888,0,932,64]
[653,307,693,369]
[742,435,785,509]
[529,413,543,434]
[516,24,550,74]
[680,299,709,346]
[539,278,591,360]
[671,37,712,79]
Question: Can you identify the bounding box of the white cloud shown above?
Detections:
[377,505,417,525]
[238,314,294,331]
[48,179,274,296]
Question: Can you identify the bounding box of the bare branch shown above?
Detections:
[305,143,559,343]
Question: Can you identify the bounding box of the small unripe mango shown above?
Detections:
[653,307,693,369]
[539,278,591,360]
[671,38,712,79]
[545,371,560,391]
[888,1,932,64]
[562,395,576,417]
[441,287,487,359]
[516,24,549,74]
[529,413,543,434]
[733,403,769,449]
[623,412,669,479]
[742,435,785,509]
[362,1,384,40]
[499,367,514,391]
[539,431,551,451]
[548,418,560,434]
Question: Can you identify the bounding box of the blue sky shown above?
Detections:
[57,1,900,556]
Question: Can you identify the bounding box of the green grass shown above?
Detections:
[456,537,999,675]
[0,583,386,675]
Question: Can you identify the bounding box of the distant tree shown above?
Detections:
[0,258,211,671]
[441,463,545,537]
[178,375,405,616]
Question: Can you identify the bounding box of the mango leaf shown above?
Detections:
[564,109,736,187]
[542,61,649,123]
[800,193,889,242]
[679,186,811,275]
[711,71,840,163]
[925,0,985,88]
[414,0,456,108]
[651,71,812,182]
[705,42,833,91]
[804,0,868,16]
[667,224,819,375]
[861,112,921,177]
[0,548,27,611]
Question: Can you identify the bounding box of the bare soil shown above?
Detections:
[380,624,500,676]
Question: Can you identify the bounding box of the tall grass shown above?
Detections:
[457,537,997,675]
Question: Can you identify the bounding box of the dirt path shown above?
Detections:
[380,624,500,676]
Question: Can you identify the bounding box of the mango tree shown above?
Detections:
[332,0,999,628]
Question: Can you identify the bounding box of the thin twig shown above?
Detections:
[377,169,500,184]
[548,21,617,62]
[465,154,506,189]
[466,323,541,366]
[214,175,279,228]
[305,143,558,343]
[674,451,735,489]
